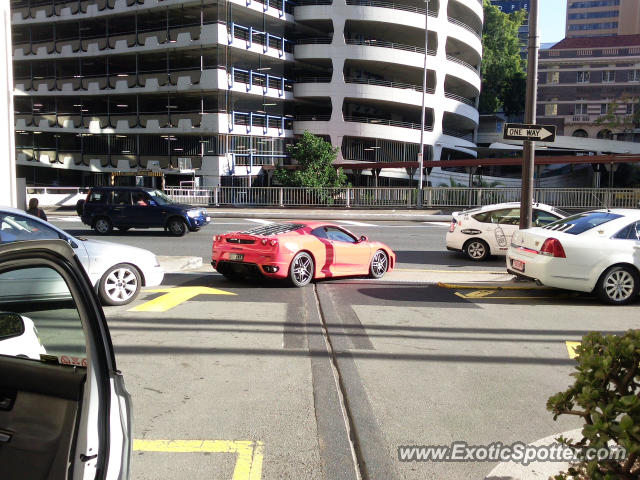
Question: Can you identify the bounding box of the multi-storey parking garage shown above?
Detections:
[10,0,482,187]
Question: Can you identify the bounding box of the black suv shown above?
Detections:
[78,187,210,236]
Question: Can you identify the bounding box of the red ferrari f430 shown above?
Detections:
[211,222,396,286]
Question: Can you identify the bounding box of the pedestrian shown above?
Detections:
[26,198,48,221]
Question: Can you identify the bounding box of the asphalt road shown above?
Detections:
[40,217,640,480]
[50,217,506,271]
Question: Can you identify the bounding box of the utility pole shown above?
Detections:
[418,0,429,199]
[520,0,539,229]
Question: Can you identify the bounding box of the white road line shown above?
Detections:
[335,220,377,227]
[422,221,451,227]
[49,217,82,222]
[245,218,274,225]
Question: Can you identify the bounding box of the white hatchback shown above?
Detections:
[507,209,640,305]
[446,202,567,261]
[0,206,164,305]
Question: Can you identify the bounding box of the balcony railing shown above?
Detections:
[345,0,437,17]
[444,92,476,107]
[230,67,294,93]
[447,17,482,39]
[229,23,295,53]
[345,38,436,55]
[343,115,434,130]
[344,76,433,93]
[446,55,479,73]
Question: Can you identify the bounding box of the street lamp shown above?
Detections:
[418,0,429,194]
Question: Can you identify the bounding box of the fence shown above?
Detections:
[165,187,640,209]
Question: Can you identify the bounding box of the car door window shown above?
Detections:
[0,266,86,363]
[113,191,132,206]
[496,208,521,225]
[533,209,561,227]
[326,227,356,243]
[0,213,61,243]
[310,227,329,240]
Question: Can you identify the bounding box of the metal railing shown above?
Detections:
[345,38,436,55]
[446,55,479,73]
[163,187,640,209]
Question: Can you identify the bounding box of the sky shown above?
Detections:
[539,0,567,44]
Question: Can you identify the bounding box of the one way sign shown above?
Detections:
[503,123,556,142]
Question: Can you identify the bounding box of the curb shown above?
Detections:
[437,281,549,290]
[157,255,203,273]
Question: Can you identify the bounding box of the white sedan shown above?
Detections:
[0,312,47,360]
[446,202,566,261]
[0,206,164,305]
[507,209,640,305]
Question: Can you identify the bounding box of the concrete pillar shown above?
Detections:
[0,4,17,207]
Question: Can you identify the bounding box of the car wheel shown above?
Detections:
[289,252,314,287]
[369,250,388,279]
[117,227,130,232]
[94,217,113,235]
[464,239,489,261]
[99,263,142,306]
[596,265,639,305]
[167,218,187,237]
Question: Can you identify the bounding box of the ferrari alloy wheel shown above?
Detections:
[369,250,388,279]
[289,252,314,287]
[464,239,489,261]
[597,266,639,305]
[99,263,142,306]
[94,217,112,235]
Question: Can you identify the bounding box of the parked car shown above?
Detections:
[212,221,395,287]
[0,240,132,479]
[78,186,210,236]
[446,202,567,261]
[0,206,164,305]
[507,209,640,305]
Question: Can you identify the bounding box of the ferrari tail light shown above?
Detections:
[540,238,566,258]
[269,239,278,247]
[261,238,268,245]
[214,235,222,242]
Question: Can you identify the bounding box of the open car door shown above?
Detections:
[0,240,132,480]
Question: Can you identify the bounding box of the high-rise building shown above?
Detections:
[9,0,482,188]
[566,0,640,38]
[489,0,529,48]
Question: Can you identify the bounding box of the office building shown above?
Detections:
[566,0,640,38]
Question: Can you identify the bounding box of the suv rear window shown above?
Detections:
[543,212,622,235]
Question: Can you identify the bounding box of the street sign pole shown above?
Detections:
[520,0,539,230]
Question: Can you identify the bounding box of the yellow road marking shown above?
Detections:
[129,286,236,312]
[566,341,581,359]
[455,292,559,300]
[133,439,264,480]
[440,282,551,290]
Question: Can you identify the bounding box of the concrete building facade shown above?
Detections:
[537,34,640,142]
[9,0,483,188]
[566,0,640,38]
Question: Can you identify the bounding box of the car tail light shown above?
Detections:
[269,239,278,247]
[449,219,457,233]
[261,238,268,245]
[540,238,566,258]
[214,235,222,242]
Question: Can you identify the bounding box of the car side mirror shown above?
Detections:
[359,235,368,243]
[0,312,25,341]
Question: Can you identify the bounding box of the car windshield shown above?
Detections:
[552,207,570,217]
[148,190,175,205]
[543,211,622,235]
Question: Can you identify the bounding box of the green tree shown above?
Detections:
[595,97,640,130]
[479,0,527,115]
[273,131,349,189]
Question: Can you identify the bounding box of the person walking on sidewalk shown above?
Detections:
[26,198,48,221]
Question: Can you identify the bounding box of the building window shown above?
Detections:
[572,129,588,138]
[568,0,620,8]
[577,71,590,83]
[629,70,640,82]
[545,104,558,116]
[627,104,634,115]
[576,104,588,115]
[601,104,610,114]
[547,71,559,84]
[603,70,616,82]
[568,22,618,31]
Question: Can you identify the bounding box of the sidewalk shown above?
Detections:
[45,206,450,222]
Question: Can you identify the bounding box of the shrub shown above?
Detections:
[547,330,640,479]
